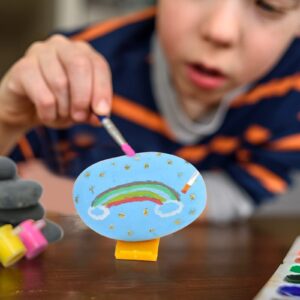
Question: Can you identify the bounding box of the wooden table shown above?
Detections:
[0,215,299,300]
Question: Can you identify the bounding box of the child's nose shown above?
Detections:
[200,0,242,49]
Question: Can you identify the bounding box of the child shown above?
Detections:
[0,0,299,223]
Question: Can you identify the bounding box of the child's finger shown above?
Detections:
[75,42,113,116]
[56,41,93,122]
[89,52,113,116]
[38,47,70,119]
[11,57,57,122]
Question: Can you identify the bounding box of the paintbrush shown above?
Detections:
[99,116,136,157]
[181,171,199,194]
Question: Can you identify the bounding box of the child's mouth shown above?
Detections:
[186,63,227,90]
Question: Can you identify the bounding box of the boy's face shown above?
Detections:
[157,0,300,105]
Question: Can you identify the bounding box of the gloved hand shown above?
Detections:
[0,157,63,243]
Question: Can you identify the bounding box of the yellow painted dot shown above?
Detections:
[89,186,95,194]
[128,230,134,236]
[156,152,162,156]
[111,162,116,166]
[124,165,131,170]
[109,225,115,230]
[177,172,183,178]
[143,208,149,216]
[167,160,173,165]
[189,209,196,215]
[118,213,126,219]
[190,194,196,200]
[84,171,91,178]
[99,172,105,177]
[174,219,181,225]
[144,163,150,169]
[149,228,156,233]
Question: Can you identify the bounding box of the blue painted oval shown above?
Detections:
[73,152,206,241]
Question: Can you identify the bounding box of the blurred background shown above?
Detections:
[0,0,153,76]
[0,0,299,218]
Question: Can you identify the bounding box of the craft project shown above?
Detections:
[73,152,206,261]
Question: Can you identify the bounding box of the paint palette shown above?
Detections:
[73,152,206,242]
[254,236,300,299]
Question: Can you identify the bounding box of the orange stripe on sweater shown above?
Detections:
[71,6,156,41]
[268,134,300,151]
[210,136,240,154]
[175,145,209,163]
[236,149,252,162]
[18,137,34,160]
[241,162,287,194]
[175,136,238,163]
[245,125,271,145]
[112,95,175,140]
[231,74,300,108]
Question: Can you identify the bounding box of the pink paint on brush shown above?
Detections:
[121,144,136,157]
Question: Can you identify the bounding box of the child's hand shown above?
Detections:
[0,34,112,130]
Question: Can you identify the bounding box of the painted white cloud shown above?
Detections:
[88,205,110,221]
[154,201,184,218]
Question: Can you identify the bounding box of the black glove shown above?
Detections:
[0,157,63,243]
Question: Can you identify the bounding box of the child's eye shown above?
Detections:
[255,0,299,15]
[255,0,285,14]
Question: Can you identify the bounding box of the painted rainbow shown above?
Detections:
[91,181,180,208]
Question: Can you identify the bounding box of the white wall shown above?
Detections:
[53,0,151,30]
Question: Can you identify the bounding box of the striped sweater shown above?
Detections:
[10,7,300,206]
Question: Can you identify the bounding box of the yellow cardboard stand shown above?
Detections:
[115,238,160,261]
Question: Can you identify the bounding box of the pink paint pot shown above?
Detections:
[16,220,48,260]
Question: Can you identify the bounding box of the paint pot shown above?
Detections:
[290,265,300,274]
[284,274,300,284]
[278,285,300,297]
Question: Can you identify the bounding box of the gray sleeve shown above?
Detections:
[202,171,255,223]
